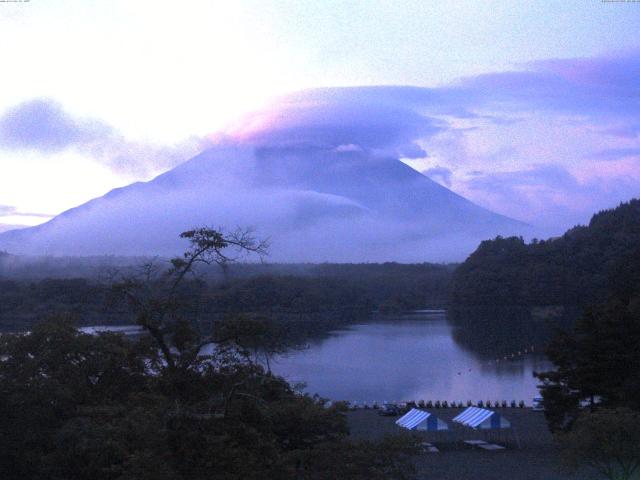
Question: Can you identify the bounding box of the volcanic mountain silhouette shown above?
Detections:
[0,143,527,262]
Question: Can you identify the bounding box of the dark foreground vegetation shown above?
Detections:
[3,199,640,479]
[0,318,422,480]
[534,257,640,479]
[0,229,420,480]
[535,243,640,425]
[448,199,640,479]
[0,253,453,335]
[523,202,640,479]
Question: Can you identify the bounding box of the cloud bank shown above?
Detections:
[0,99,205,176]
[0,204,53,219]
[223,49,640,234]
[2,49,639,237]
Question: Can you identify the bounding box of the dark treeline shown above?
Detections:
[474,201,640,477]
[0,254,454,310]
[0,276,369,339]
[0,228,421,479]
[531,232,640,478]
[450,199,640,307]
[0,263,454,338]
[0,252,150,279]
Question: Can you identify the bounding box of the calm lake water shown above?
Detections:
[271,311,554,405]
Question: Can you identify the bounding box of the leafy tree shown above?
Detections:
[0,228,419,480]
[111,226,268,370]
[0,317,161,479]
[558,408,640,480]
[451,199,640,307]
[535,249,640,431]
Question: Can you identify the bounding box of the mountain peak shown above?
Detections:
[0,144,526,262]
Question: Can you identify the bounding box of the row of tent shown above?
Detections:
[395,406,511,432]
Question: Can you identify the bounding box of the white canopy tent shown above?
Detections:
[453,407,511,430]
[395,408,449,432]
[453,406,519,448]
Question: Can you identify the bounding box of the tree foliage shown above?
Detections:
[0,227,419,480]
[535,248,640,432]
[558,408,640,480]
[0,317,375,479]
[451,199,640,307]
[1,261,451,337]
[108,227,268,370]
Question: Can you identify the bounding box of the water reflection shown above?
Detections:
[448,306,576,359]
[271,311,567,404]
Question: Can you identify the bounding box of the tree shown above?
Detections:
[0,228,419,480]
[451,199,640,308]
[288,434,419,480]
[559,408,640,480]
[111,226,268,371]
[535,250,640,431]
[0,317,162,480]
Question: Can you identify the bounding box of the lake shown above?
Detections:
[271,311,554,405]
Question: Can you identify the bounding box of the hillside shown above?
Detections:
[450,199,640,306]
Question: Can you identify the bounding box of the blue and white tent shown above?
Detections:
[453,407,511,430]
[395,408,449,431]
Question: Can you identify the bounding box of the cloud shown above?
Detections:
[423,166,453,187]
[454,51,640,118]
[230,89,442,159]
[0,98,205,176]
[466,165,580,194]
[588,147,640,161]
[461,164,640,233]
[221,50,640,234]
[0,99,110,152]
[0,204,52,219]
[3,49,640,237]
[0,205,14,216]
[601,124,640,139]
[227,49,640,156]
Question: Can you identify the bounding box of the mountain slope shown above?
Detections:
[0,145,527,262]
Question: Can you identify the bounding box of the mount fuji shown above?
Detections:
[0,143,526,262]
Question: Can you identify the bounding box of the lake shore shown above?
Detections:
[346,408,603,480]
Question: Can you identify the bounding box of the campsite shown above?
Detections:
[347,407,601,480]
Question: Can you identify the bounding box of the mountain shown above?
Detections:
[0,144,527,262]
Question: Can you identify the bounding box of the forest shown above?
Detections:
[0,229,422,479]
[450,199,640,307]
[0,254,453,343]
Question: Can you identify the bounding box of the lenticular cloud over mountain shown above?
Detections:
[0,90,528,262]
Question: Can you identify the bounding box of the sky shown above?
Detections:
[1,0,639,236]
